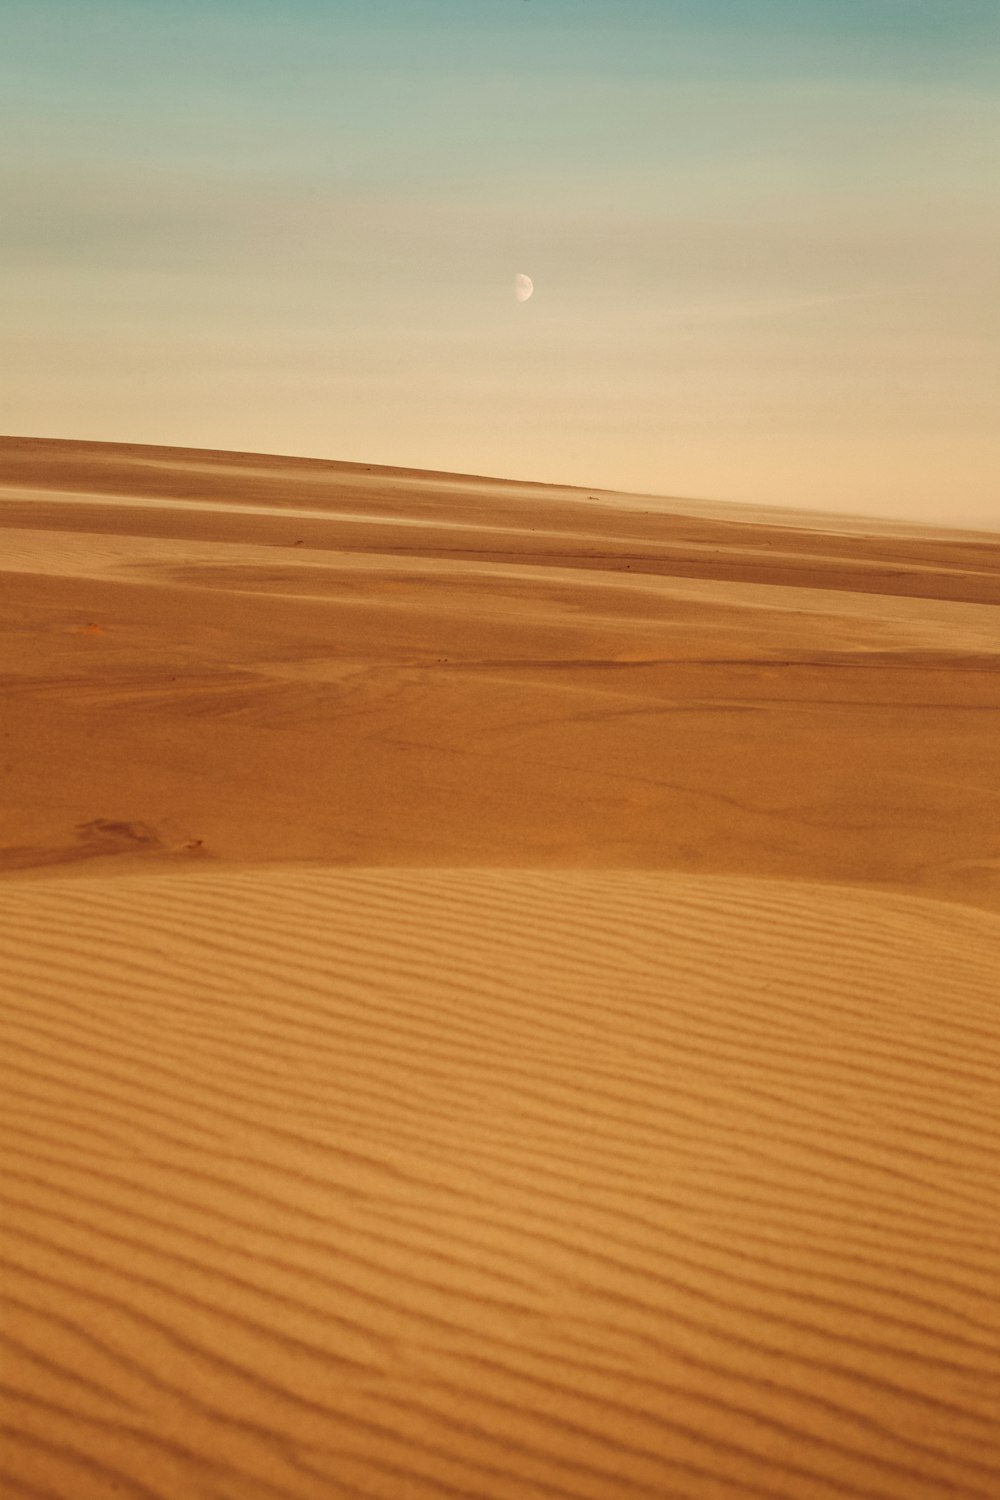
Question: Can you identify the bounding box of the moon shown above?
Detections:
[514,272,534,303]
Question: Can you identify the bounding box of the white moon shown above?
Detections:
[514,272,534,302]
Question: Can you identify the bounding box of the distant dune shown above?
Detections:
[2,437,999,1498]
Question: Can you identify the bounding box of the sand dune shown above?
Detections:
[2,439,999,903]
[2,867,999,1500]
[1,437,999,1497]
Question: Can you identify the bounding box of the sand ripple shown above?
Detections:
[2,867,998,1499]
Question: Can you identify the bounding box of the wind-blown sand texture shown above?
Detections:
[1,436,999,1499]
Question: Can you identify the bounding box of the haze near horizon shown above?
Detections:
[2,0,998,526]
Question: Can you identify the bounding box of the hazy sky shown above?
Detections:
[2,0,998,525]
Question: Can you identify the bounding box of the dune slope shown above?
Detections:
[1,436,999,906]
[2,866,999,1500]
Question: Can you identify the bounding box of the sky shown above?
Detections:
[2,0,998,526]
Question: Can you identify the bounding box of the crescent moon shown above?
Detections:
[514,273,534,303]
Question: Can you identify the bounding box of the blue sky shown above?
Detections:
[2,0,998,523]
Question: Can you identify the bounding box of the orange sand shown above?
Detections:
[1,436,998,1498]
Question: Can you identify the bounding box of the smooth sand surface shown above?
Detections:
[2,436,999,1498]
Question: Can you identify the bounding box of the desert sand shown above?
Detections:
[1,435,998,1499]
